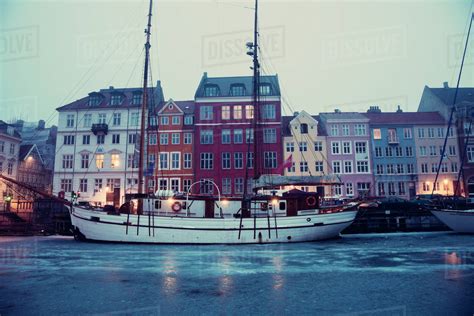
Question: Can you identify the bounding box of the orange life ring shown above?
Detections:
[171,201,182,212]
[306,196,317,207]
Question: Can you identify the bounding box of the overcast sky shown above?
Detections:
[1,0,473,125]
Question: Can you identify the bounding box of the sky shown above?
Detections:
[0,0,473,126]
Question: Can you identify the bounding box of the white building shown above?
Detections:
[0,120,22,205]
[53,83,164,206]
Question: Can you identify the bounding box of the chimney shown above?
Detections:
[396,105,403,113]
[293,111,299,116]
[203,72,208,78]
[367,106,381,113]
[37,120,45,130]
[443,82,449,88]
[334,109,341,113]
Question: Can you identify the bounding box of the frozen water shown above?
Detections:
[0,232,473,315]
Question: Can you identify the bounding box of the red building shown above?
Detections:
[147,99,195,194]
[193,73,282,196]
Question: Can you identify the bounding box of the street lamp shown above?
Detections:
[444,179,449,196]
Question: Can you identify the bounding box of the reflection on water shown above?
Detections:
[272,256,284,291]
[162,252,177,295]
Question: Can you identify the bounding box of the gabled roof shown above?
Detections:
[0,120,21,139]
[56,81,165,111]
[194,73,280,98]
[19,144,44,164]
[363,111,446,125]
[155,100,195,115]
[427,86,474,106]
[281,114,326,137]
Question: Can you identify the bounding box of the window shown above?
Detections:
[127,154,138,168]
[299,162,308,172]
[160,133,169,145]
[385,147,393,157]
[342,124,350,136]
[315,161,324,172]
[299,142,308,152]
[388,182,396,196]
[264,152,277,169]
[332,161,341,174]
[260,84,271,95]
[421,163,428,173]
[79,179,88,193]
[395,146,403,157]
[429,145,437,156]
[245,105,254,119]
[171,133,180,145]
[82,135,90,145]
[199,130,213,144]
[407,164,414,174]
[234,152,244,169]
[183,153,192,169]
[262,104,276,119]
[97,135,105,144]
[96,154,104,169]
[111,154,120,168]
[184,115,193,125]
[356,161,369,173]
[96,113,106,124]
[330,125,338,136]
[418,128,425,138]
[9,144,14,155]
[355,142,367,154]
[346,183,354,196]
[183,133,192,145]
[200,153,213,169]
[246,129,254,143]
[451,162,458,172]
[106,179,121,191]
[132,93,142,105]
[448,145,456,156]
[333,185,342,196]
[342,141,351,154]
[0,141,4,152]
[373,129,381,140]
[386,164,394,174]
[263,128,277,143]
[159,179,168,191]
[66,114,75,128]
[405,147,413,157]
[60,179,72,192]
[235,178,244,194]
[233,105,242,119]
[95,179,103,191]
[344,161,353,173]
[468,146,474,162]
[128,133,137,144]
[204,85,219,97]
[171,153,180,170]
[419,146,427,156]
[112,134,120,144]
[431,163,438,173]
[63,135,75,145]
[397,164,404,174]
[183,179,192,193]
[62,155,73,169]
[428,128,435,138]
[441,162,448,173]
[221,130,231,144]
[377,183,385,196]
[172,116,180,125]
[354,124,367,136]
[83,114,92,127]
[221,106,231,120]
[159,153,169,170]
[200,106,213,120]
[287,162,295,173]
[376,164,384,175]
[375,147,383,157]
[130,113,139,126]
[331,142,340,154]
[113,113,121,126]
[160,116,169,125]
[222,178,232,195]
[448,127,454,137]
[314,141,323,152]
[437,128,444,138]
[403,128,412,139]
[81,154,89,169]
[234,129,243,143]
[146,133,156,145]
[286,142,295,152]
[388,129,398,143]
[222,152,231,169]
[247,152,254,169]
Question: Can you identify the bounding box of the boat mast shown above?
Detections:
[138,0,153,203]
[252,0,260,183]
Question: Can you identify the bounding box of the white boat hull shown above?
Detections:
[431,209,474,233]
[70,206,358,244]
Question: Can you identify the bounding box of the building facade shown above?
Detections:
[282,111,328,194]
[147,99,195,194]
[193,72,282,196]
[53,83,164,206]
[319,111,374,198]
[17,144,53,194]
[0,121,22,205]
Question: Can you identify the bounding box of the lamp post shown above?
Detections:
[444,179,449,196]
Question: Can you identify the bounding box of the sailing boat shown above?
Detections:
[69,0,359,244]
[429,13,474,234]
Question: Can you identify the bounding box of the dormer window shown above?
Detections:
[132,93,143,105]
[88,95,101,106]
[204,85,219,97]
[230,84,246,96]
[110,94,122,106]
[259,84,271,96]
[300,123,308,134]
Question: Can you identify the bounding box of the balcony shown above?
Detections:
[91,123,108,135]
[387,136,399,145]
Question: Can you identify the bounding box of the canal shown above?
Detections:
[0,232,472,315]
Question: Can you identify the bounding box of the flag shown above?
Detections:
[278,154,293,174]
